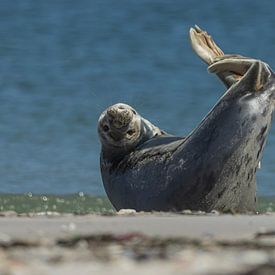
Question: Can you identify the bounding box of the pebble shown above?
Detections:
[0,211,18,217]
[117,209,137,215]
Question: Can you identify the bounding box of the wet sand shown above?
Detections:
[1,212,275,274]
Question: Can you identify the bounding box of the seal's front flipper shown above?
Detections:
[189,25,243,88]
[210,58,272,95]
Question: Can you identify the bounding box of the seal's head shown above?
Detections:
[98,103,164,160]
[98,103,142,156]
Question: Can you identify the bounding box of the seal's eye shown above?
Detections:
[127,129,135,136]
[103,125,109,132]
[132,110,136,115]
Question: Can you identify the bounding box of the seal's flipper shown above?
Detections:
[208,58,258,76]
[189,25,224,65]
[189,26,243,88]
[209,58,272,93]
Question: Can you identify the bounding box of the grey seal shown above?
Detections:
[98,27,275,213]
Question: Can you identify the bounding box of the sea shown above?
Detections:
[0,0,275,212]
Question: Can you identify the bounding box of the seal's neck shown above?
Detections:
[101,117,164,163]
[140,117,163,138]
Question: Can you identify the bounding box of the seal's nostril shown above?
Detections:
[103,125,109,132]
[127,129,135,135]
[118,105,125,110]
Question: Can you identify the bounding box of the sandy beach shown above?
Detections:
[0,212,275,274]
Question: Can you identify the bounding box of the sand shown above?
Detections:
[1,212,275,274]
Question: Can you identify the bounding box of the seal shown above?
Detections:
[98,27,275,213]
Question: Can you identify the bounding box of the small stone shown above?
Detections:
[68,222,76,231]
[181,209,192,215]
[210,210,220,215]
[0,232,11,243]
[61,222,76,231]
[0,211,18,217]
[42,196,48,201]
[195,210,206,215]
[45,211,61,217]
[117,209,137,215]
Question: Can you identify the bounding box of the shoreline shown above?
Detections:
[1,213,275,274]
[0,193,274,214]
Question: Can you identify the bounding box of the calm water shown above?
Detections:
[0,0,275,198]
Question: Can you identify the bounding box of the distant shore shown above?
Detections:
[1,213,275,274]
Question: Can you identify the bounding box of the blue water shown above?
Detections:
[0,0,274,195]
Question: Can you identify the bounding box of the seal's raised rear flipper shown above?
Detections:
[189,25,224,65]
[209,58,272,94]
[189,25,244,88]
[209,57,259,76]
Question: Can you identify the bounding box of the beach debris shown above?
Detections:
[117,209,137,215]
[255,230,275,239]
[0,211,17,217]
[61,222,77,232]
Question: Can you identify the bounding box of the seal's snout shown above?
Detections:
[98,103,141,147]
[107,105,133,129]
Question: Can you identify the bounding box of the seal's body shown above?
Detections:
[98,27,275,212]
[100,61,274,212]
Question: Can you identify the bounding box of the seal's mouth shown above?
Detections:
[109,131,124,142]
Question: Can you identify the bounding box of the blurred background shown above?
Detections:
[0,0,274,197]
